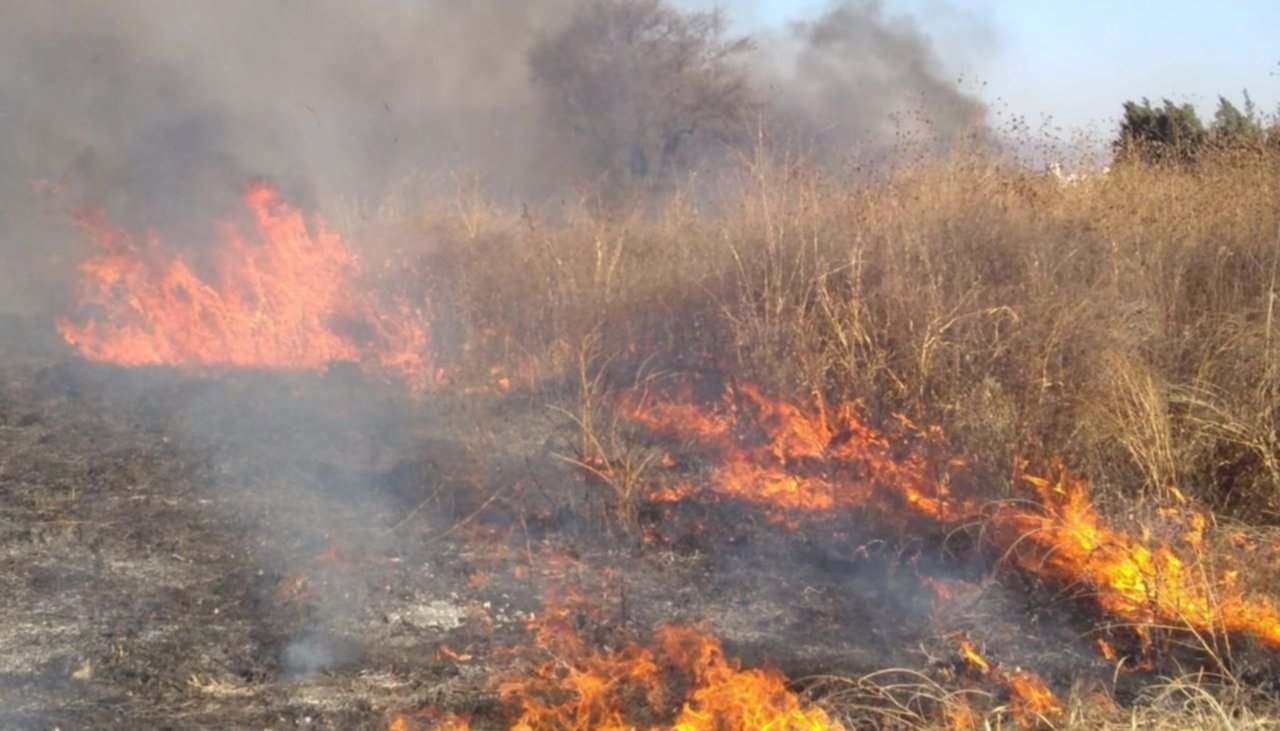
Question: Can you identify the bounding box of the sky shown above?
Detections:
[680,0,1280,134]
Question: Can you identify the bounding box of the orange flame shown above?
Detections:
[57,183,431,387]
[944,701,979,731]
[388,710,471,731]
[661,625,838,731]
[623,381,1280,651]
[1005,669,1064,722]
[992,464,1280,648]
[619,382,969,523]
[1096,638,1118,662]
[948,638,1063,727]
[497,591,838,730]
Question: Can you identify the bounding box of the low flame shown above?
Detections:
[950,638,1062,727]
[497,592,838,730]
[958,640,990,674]
[624,381,1280,650]
[57,182,431,387]
[388,710,471,731]
[1005,669,1064,721]
[619,382,969,523]
[992,464,1280,648]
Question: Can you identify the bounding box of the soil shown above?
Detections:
[0,316,1152,729]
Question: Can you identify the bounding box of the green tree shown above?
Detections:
[1115,98,1206,163]
[1211,93,1264,148]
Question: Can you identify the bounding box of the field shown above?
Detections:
[6,145,1280,729]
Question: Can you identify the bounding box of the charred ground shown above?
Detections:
[3,300,1278,729]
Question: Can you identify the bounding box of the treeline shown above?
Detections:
[1115,93,1280,163]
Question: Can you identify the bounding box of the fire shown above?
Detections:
[957,640,989,674]
[1096,638,1118,662]
[661,626,838,731]
[388,710,471,731]
[623,380,1280,651]
[497,592,838,730]
[943,702,979,731]
[57,182,431,387]
[991,464,1280,648]
[1005,669,1064,721]
[619,381,970,523]
[948,638,1063,727]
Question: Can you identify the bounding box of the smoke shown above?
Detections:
[0,0,580,312]
[0,0,577,203]
[0,6,993,711]
[752,0,989,156]
[0,0,988,312]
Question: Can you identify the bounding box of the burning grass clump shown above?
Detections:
[495,588,840,731]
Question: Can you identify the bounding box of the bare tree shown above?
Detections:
[528,0,755,188]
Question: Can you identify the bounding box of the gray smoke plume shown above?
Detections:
[0,0,988,313]
[753,0,989,157]
[0,0,581,313]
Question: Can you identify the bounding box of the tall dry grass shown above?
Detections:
[356,145,1280,522]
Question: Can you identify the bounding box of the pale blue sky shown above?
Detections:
[678,0,1280,133]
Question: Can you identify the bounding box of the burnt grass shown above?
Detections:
[0,321,1258,730]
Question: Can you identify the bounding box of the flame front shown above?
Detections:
[57,183,431,386]
[624,381,1280,650]
[992,465,1280,647]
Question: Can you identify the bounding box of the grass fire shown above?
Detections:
[56,182,433,389]
[3,1,1280,729]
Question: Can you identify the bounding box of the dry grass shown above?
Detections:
[370,145,1280,524]
[345,143,1280,726]
[811,670,1280,730]
[548,332,665,532]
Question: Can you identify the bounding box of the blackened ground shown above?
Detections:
[0,316,1167,729]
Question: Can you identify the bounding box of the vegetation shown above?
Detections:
[1116,93,1274,163]
[348,63,1280,723]
[393,139,1280,524]
[527,0,754,192]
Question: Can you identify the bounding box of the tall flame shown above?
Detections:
[57,183,431,386]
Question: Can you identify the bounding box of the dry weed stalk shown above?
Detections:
[550,332,663,532]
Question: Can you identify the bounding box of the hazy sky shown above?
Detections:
[681,0,1280,134]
